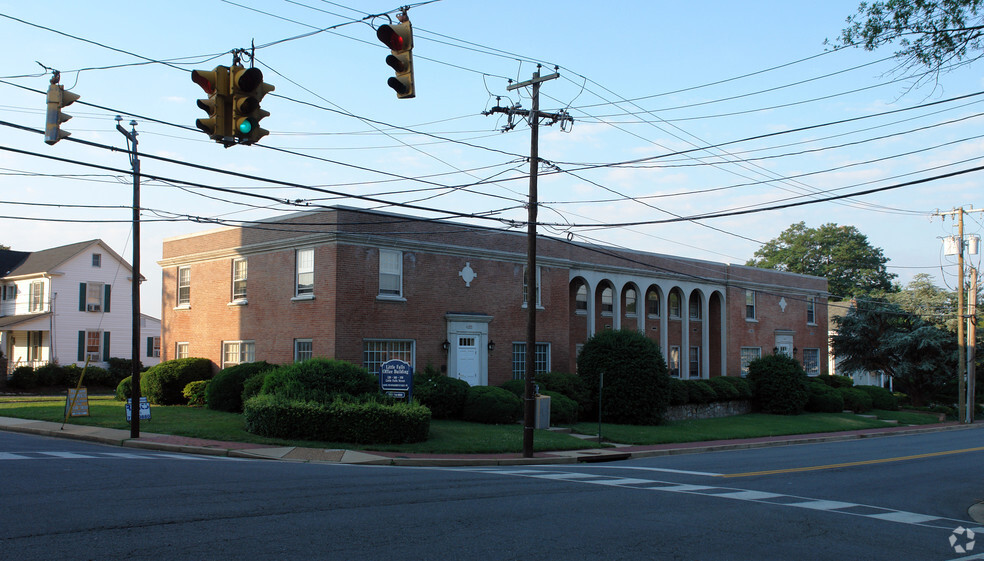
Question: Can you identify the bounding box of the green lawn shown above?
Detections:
[0,394,941,454]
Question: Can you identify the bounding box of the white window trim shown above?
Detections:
[176,266,191,309]
[668,346,681,377]
[646,290,660,319]
[740,346,762,377]
[600,285,614,317]
[175,342,189,359]
[510,341,551,380]
[625,288,638,317]
[745,290,757,322]
[363,339,415,374]
[522,265,543,309]
[803,347,821,376]
[378,249,405,301]
[294,338,313,362]
[806,296,817,325]
[295,248,315,299]
[231,257,247,304]
[221,340,255,368]
[574,284,588,315]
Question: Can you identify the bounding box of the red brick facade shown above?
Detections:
[159,207,828,383]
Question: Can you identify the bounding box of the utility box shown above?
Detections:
[535,394,551,429]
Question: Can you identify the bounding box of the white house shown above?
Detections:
[0,239,160,375]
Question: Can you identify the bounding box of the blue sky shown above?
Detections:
[2,1,983,318]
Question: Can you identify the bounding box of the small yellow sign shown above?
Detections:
[65,388,89,417]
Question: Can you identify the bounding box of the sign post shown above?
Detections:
[379,359,413,401]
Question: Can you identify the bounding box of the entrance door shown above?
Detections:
[456,336,480,386]
[775,333,794,357]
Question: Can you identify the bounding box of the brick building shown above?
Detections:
[159,207,828,384]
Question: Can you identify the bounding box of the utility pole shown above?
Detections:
[484,66,572,457]
[936,207,984,424]
[116,116,142,439]
[969,265,978,422]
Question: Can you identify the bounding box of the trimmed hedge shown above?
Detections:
[706,377,740,401]
[183,380,209,407]
[719,376,753,400]
[577,329,671,425]
[540,390,578,424]
[820,374,855,388]
[242,372,267,405]
[7,366,37,389]
[142,358,214,405]
[746,354,810,415]
[536,372,591,414]
[668,378,689,406]
[499,379,525,397]
[414,373,470,419]
[260,358,377,403]
[838,387,873,413]
[806,380,845,413]
[462,386,522,424]
[243,394,430,444]
[855,385,898,411]
[207,361,278,413]
[685,380,718,404]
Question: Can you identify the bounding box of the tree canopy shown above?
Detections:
[886,273,960,331]
[833,0,984,82]
[746,222,895,299]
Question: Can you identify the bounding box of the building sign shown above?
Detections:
[379,359,413,401]
[125,397,151,421]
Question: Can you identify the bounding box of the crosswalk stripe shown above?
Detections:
[0,452,29,460]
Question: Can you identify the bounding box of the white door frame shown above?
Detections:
[445,313,492,386]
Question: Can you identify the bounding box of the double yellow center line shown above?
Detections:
[719,446,984,478]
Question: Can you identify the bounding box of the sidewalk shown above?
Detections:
[0,415,973,467]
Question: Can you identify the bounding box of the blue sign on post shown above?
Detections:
[125,397,151,422]
[379,359,413,401]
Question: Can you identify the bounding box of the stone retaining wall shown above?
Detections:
[665,400,752,422]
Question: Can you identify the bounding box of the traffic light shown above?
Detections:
[44,74,80,145]
[230,65,274,145]
[376,19,415,99]
[191,66,231,143]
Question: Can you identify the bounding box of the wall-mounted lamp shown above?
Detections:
[442,339,450,352]
[488,340,495,352]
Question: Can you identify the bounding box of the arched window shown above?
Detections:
[601,286,614,314]
[575,284,588,312]
[625,288,637,315]
[668,290,681,319]
[647,289,660,317]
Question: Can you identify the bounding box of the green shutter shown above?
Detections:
[147,337,153,357]
[104,284,111,313]
[102,332,110,362]
[78,283,86,312]
[77,331,85,362]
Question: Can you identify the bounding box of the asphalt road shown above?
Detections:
[2,426,984,560]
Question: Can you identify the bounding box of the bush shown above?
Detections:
[855,385,898,411]
[838,387,873,413]
[719,376,753,400]
[540,390,578,424]
[706,377,741,401]
[805,380,845,413]
[106,358,143,387]
[243,394,430,444]
[74,365,113,388]
[499,379,525,397]
[685,380,718,404]
[577,329,672,425]
[261,358,378,403]
[414,373,470,419]
[536,372,591,414]
[462,386,522,424]
[820,375,854,388]
[207,361,277,413]
[183,380,209,407]
[142,358,214,405]
[7,366,37,389]
[35,363,64,386]
[668,378,690,406]
[115,376,132,401]
[746,354,810,415]
[241,372,267,405]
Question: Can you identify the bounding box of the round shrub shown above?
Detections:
[414,374,470,419]
[106,358,143,387]
[183,380,209,407]
[706,377,740,401]
[142,358,214,405]
[855,385,898,411]
[261,358,377,403]
[540,390,578,424]
[462,386,522,424]
[115,376,132,401]
[719,376,753,400]
[8,366,37,389]
[577,329,672,425]
[207,361,277,413]
[746,354,810,415]
[806,380,845,413]
[499,379,526,397]
[838,387,873,413]
[242,372,267,405]
[685,380,718,404]
[668,378,689,406]
[820,375,854,388]
[536,372,591,414]
[34,363,64,387]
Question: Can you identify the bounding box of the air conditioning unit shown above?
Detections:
[87,304,101,312]
[86,352,100,362]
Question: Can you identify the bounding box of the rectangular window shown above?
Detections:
[177,266,191,306]
[740,347,762,377]
[745,290,756,320]
[232,258,247,301]
[85,282,103,312]
[295,339,313,362]
[29,280,44,312]
[522,266,542,307]
[689,346,700,378]
[222,341,255,368]
[175,342,189,359]
[669,293,681,319]
[363,339,414,374]
[150,337,161,358]
[85,330,102,362]
[511,342,551,380]
[803,348,821,376]
[92,253,101,268]
[296,249,314,297]
[669,346,681,377]
[1,284,14,301]
[379,250,403,298]
[806,297,816,325]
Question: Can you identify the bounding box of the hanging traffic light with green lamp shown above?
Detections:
[191,65,232,144]
[44,71,81,145]
[376,16,415,99]
[230,65,274,145]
